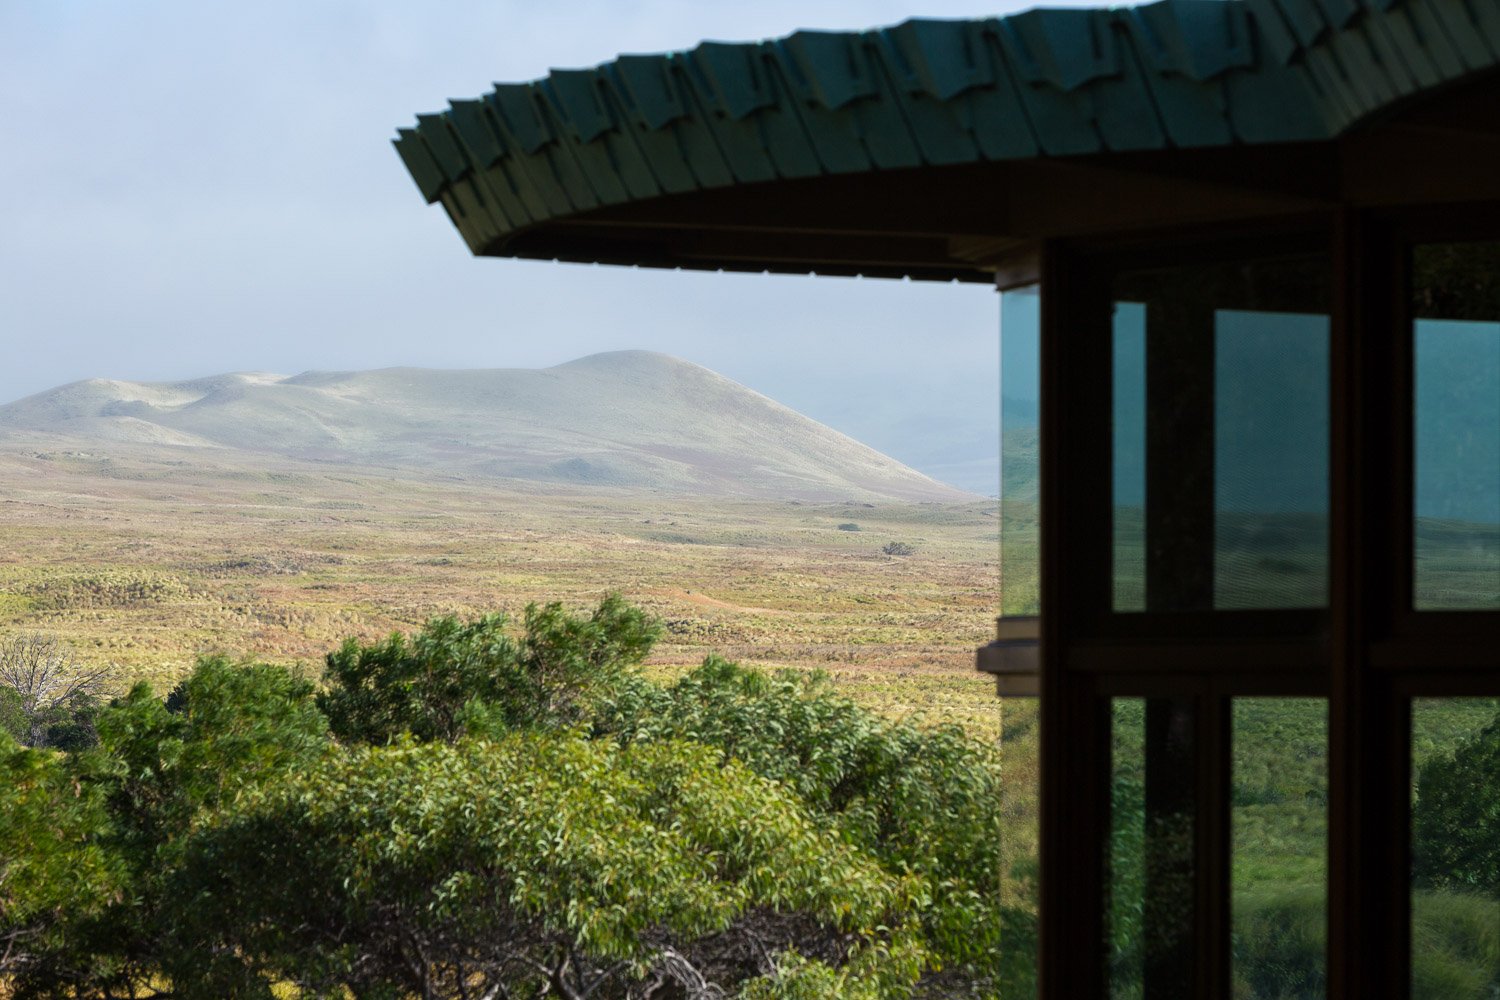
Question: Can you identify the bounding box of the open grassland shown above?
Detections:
[0,448,1003,737]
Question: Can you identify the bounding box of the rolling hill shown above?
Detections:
[0,351,970,502]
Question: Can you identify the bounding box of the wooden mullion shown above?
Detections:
[1198,691,1233,1000]
[1064,640,1325,674]
[1325,207,1358,1000]
[1039,238,1110,1000]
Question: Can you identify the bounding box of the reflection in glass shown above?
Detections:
[1215,314,1329,608]
[1001,284,1041,618]
[1411,698,1500,999]
[1111,256,1330,612]
[1412,242,1500,609]
[1232,699,1328,999]
[1114,303,1147,612]
[1109,698,1196,999]
[999,697,1041,998]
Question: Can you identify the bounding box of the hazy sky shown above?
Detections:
[0,1,1093,494]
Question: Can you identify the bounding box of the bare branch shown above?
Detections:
[0,632,106,748]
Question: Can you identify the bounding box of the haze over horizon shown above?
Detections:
[0,351,997,495]
[0,1,1105,498]
[0,351,976,503]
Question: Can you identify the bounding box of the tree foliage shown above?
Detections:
[166,734,918,999]
[1413,709,1500,894]
[0,597,1011,998]
[596,657,1006,989]
[0,733,120,981]
[2,655,328,998]
[319,594,659,744]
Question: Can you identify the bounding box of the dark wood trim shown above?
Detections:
[1370,642,1500,671]
[1325,207,1363,1000]
[1200,692,1233,1000]
[1065,641,1325,675]
[1039,238,1113,1000]
[1037,238,1074,998]
[991,244,1043,291]
[1033,204,1499,1000]
[1076,610,1328,644]
[1389,673,1500,698]
[1090,670,1326,697]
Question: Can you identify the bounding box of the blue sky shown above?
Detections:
[0,1,1096,494]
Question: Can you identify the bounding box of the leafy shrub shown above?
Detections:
[838,523,862,532]
[99,655,329,837]
[596,656,1005,989]
[2,599,1015,998]
[1414,709,1500,894]
[42,692,101,751]
[319,593,659,744]
[0,733,121,979]
[165,733,919,999]
[0,686,24,743]
[881,541,915,556]
[4,657,335,998]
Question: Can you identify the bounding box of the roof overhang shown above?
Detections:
[395,0,1500,281]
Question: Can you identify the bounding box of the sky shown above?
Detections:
[0,1,1095,495]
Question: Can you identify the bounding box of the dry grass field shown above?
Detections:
[0,447,1005,738]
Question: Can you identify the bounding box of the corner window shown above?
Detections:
[1111,255,1331,612]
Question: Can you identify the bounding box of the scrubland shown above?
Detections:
[0,448,1002,735]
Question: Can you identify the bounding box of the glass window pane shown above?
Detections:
[1109,697,1197,999]
[1215,314,1330,608]
[1001,284,1041,618]
[1112,255,1330,612]
[999,696,1040,998]
[1412,242,1500,610]
[1411,697,1500,999]
[1114,303,1147,612]
[1232,698,1328,999]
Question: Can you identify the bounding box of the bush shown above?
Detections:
[7,657,335,998]
[0,686,24,743]
[838,522,862,532]
[319,594,659,744]
[4,599,1011,998]
[43,692,101,751]
[1414,709,1500,893]
[0,733,120,979]
[881,541,915,556]
[596,656,1005,989]
[165,733,919,999]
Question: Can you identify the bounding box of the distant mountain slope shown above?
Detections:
[0,351,970,502]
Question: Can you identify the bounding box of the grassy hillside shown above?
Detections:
[0,352,971,503]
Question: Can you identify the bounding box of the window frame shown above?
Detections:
[1035,206,1500,1000]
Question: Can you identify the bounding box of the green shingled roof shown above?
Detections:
[394,0,1500,267]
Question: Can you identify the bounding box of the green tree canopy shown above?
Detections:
[165,733,920,999]
[318,594,659,744]
[4,656,330,999]
[595,656,1007,987]
[1414,709,1500,894]
[0,733,120,982]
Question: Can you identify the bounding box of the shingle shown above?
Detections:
[393,0,1500,261]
